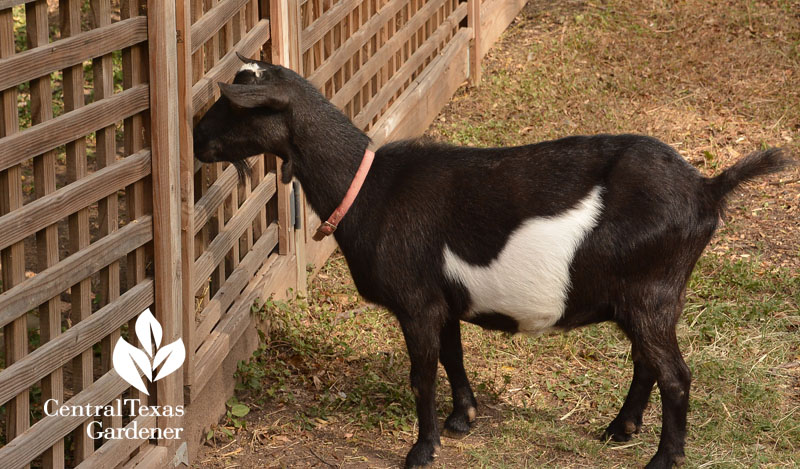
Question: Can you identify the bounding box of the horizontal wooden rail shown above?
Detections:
[190,252,292,400]
[193,160,265,235]
[0,16,148,91]
[307,0,407,89]
[120,444,168,468]
[193,177,276,291]
[354,3,467,128]
[0,216,153,329]
[192,19,270,113]
[0,84,149,172]
[300,0,361,53]
[0,148,151,251]
[0,280,154,406]
[191,0,251,53]
[0,0,36,11]
[0,371,133,469]
[479,0,527,59]
[73,414,158,469]
[194,222,278,350]
[330,0,447,109]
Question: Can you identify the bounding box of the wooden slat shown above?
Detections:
[193,158,261,235]
[207,163,226,321]
[176,0,196,384]
[300,0,361,53]
[0,16,148,92]
[329,0,447,109]
[0,372,136,469]
[26,1,65,465]
[147,0,185,440]
[194,222,278,348]
[191,18,270,112]
[193,175,276,291]
[73,414,158,469]
[0,280,154,406]
[0,147,148,248]
[122,0,149,411]
[190,0,250,53]
[63,0,94,446]
[0,84,150,173]
[92,0,125,443]
[0,216,153,329]
[0,7,28,459]
[353,2,466,128]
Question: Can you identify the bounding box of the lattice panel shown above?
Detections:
[186,0,281,392]
[0,0,157,467]
[301,0,465,132]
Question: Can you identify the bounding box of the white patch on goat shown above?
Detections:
[239,62,263,77]
[443,186,603,334]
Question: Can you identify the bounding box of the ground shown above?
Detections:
[195,1,799,467]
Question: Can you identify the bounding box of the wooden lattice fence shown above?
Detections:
[0,0,526,467]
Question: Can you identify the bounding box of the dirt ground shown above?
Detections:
[195,1,799,468]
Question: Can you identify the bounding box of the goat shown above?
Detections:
[193,54,790,469]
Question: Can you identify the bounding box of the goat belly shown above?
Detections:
[442,186,604,334]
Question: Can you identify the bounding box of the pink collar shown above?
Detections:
[313,149,375,240]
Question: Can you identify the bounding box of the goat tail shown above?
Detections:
[704,148,793,207]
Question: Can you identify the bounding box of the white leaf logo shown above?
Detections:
[134,308,162,357]
[153,338,185,381]
[113,308,185,395]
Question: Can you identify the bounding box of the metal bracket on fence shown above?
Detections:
[290,180,302,230]
[171,442,189,467]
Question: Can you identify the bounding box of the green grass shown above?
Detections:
[226,251,798,467]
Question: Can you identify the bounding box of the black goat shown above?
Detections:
[193,55,790,469]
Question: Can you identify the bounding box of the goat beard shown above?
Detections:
[230,156,293,184]
[280,159,293,184]
[233,159,250,184]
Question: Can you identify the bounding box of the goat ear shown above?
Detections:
[218,82,290,110]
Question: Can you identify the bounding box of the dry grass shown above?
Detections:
[195,1,799,468]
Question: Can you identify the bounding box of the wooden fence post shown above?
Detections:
[147,0,184,445]
[175,0,196,387]
[269,0,306,295]
[468,0,482,85]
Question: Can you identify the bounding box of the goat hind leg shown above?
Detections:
[603,343,657,442]
[638,330,691,468]
[439,318,477,436]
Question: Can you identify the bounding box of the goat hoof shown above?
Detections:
[404,440,439,469]
[443,411,473,437]
[602,418,640,442]
[644,450,685,469]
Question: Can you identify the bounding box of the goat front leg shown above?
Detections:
[439,318,477,436]
[400,319,442,469]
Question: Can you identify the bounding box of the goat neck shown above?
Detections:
[289,96,373,237]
